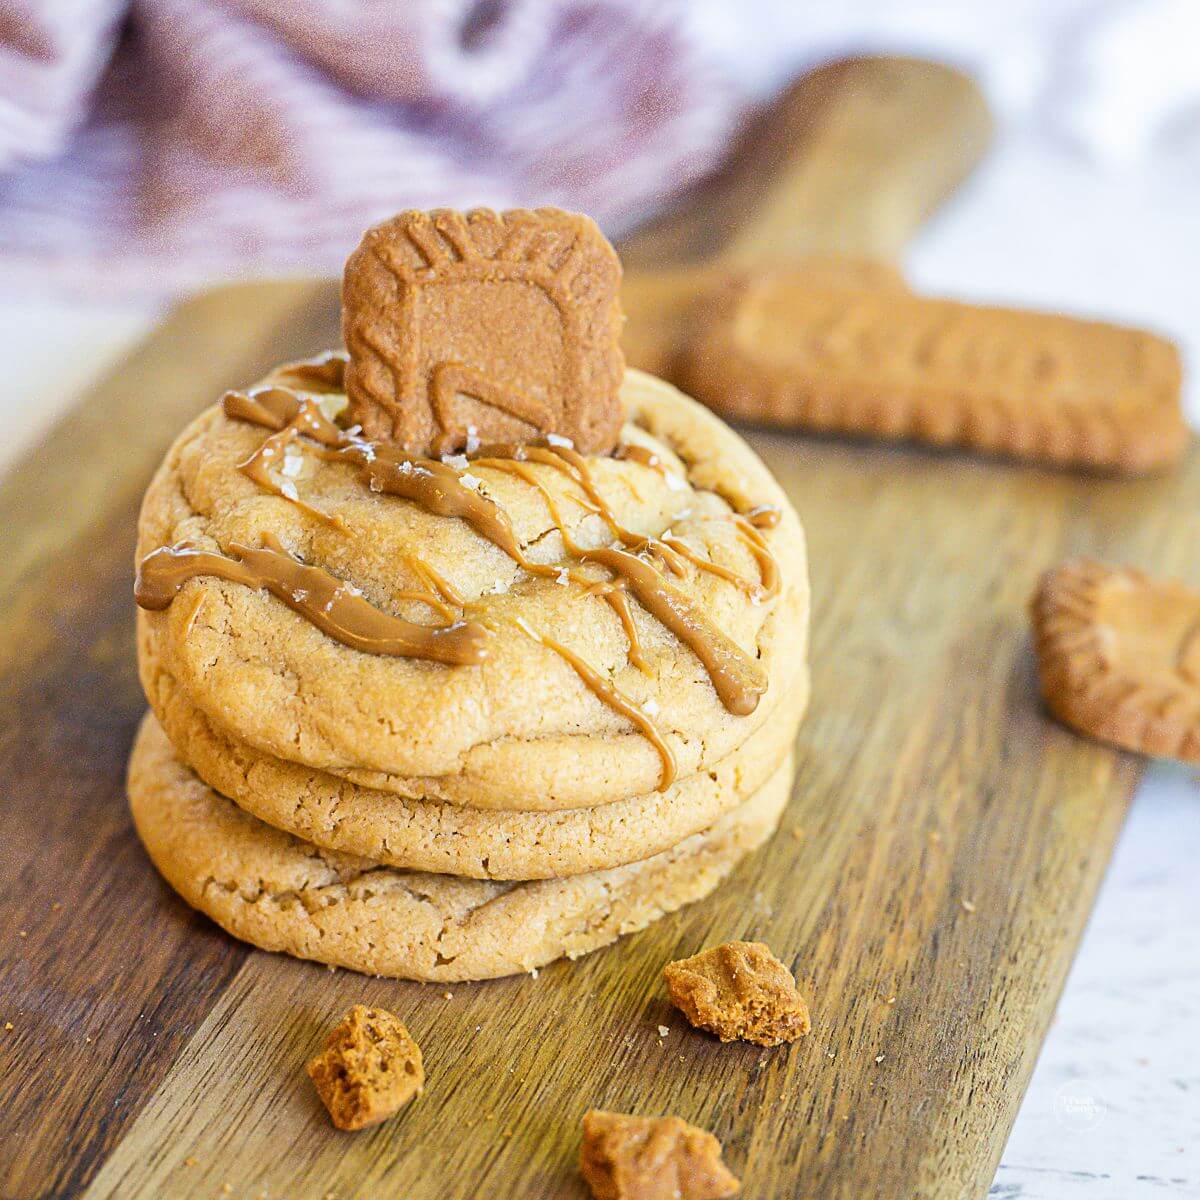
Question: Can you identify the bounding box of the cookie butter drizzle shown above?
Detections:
[137,371,784,788]
[135,533,488,665]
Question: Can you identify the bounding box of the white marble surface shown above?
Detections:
[2,24,1198,1195]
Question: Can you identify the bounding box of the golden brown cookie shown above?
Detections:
[307,1005,423,1131]
[680,274,1187,474]
[580,1110,740,1200]
[663,941,810,1046]
[135,368,809,812]
[144,655,808,880]
[1032,558,1200,761]
[342,207,624,455]
[128,713,795,982]
[620,256,908,380]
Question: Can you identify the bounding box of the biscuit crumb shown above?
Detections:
[222,1184,233,1195]
[442,991,453,1000]
[657,1025,670,1038]
[580,1110,740,1200]
[960,898,976,914]
[306,1005,423,1131]
[663,941,810,1047]
[3,1022,12,1032]
[18,930,27,938]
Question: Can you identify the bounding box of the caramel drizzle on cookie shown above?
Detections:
[240,387,779,705]
[135,534,488,665]
[138,379,784,787]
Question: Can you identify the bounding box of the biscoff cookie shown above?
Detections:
[343,208,624,455]
[307,1005,423,1130]
[580,1110,740,1200]
[664,941,810,1046]
[128,714,795,982]
[1032,558,1200,762]
[144,655,808,879]
[135,367,809,812]
[681,273,1187,474]
[620,255,907,380]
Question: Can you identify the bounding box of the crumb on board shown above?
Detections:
[307,1005,423,1131]
[663,941,811,1047]
[657,1025,670,1037]
[961,898,977,913]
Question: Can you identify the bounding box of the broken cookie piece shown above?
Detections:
[1032,558,1200,762]
[306,1004,423,1130]
[580,1110,740,1200]
[342,207,624,456]
[664,940,810,1047]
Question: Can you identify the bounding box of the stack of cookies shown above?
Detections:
[128,208,810,982]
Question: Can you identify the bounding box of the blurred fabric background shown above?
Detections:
[1,0,1196,292]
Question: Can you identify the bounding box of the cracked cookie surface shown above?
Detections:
[128,714,794,981]
[143,655,808,879]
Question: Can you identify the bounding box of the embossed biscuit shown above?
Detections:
[680,274,1188,474]
[342,207,624,455]
[1032,558,1200,762]
[128,713,794,982]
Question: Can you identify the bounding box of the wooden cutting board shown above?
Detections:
[2,57,1194,1200]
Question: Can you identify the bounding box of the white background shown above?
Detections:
[2,2,1197,1195]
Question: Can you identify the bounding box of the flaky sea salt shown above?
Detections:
[443,453,469,470]
[545,432,573,448]
[459,472,482,491]
[642,697,660,716]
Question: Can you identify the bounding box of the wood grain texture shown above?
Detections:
[618,55,992,377]
[2,277,1196,1199]
[1,54,1193,1200]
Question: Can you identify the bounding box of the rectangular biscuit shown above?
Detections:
[342,207,624,456]
[680,273,1187,474]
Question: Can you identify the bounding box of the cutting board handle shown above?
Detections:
[619,55,992,273]
[723,55,993,264]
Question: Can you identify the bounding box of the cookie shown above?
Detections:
[307,1005,423,1131]
[144,655,808,879]
[663,941,810,1046]
[128,713,794,982]
[620,256,907,380]
[580,1110,740,1200]
[136,367,809,811]
[1032,558,1200,761]
[343,208,624,455]
[680,274,1187,474]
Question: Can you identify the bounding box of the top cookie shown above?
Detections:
[135,365,809,811]
[342,208,625,456]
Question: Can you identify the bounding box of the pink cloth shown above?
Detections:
[0,1,739,293]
